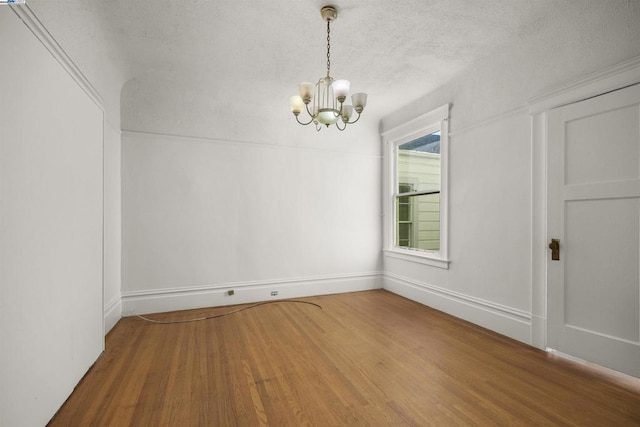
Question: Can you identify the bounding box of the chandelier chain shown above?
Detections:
[326,19,331,77]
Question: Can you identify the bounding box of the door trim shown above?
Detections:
[529,56,640,350]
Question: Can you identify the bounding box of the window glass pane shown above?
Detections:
[397,223,411,247]
[397,131,440,194]
[398,196,411,221]
[395,193,440,251]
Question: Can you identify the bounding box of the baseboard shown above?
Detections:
[383,272,532,344]
[121,272,383,316]
[104,296,122,333]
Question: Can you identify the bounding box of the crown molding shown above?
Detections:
[527,55,640,114]
[11,4,103,110]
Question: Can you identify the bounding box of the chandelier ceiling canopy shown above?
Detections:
[289,6,368,131]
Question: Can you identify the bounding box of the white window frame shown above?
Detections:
[381,104,450,269]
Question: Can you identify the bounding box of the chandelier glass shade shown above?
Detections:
[289,6,367,131]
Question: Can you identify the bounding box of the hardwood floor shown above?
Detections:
[49,290,640,426]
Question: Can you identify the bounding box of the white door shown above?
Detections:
[547,83,640,378]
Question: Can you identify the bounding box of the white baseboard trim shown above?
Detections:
[121,272,383,316]
[383,272,532,344]
[104,295,122,333]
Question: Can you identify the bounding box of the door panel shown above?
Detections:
[547,83,640,378]
[565,198,639,341]
[565,104,639,185]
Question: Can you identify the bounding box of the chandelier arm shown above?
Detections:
[346,112,362,124]
[331,102,343,119]
[295,114,314,126]
[305,103,316,118]
[335,120,347,131]
[315,123,322,132]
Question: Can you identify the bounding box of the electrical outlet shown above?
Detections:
[270,291,278,296]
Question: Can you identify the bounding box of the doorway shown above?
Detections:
[546,83,640,378]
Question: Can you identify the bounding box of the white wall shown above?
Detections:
[381,2,640,345]
[0,7,104,427]
[383,112,533,341]
[121,129,383,314]
[28,0,128,334]
[104,119,122,331]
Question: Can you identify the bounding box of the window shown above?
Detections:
[382,104,449,268]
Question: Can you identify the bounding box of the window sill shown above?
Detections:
[383,248,450,269]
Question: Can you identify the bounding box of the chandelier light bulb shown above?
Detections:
[341,104,354,122]
[351,92,368,113]
[298,82,315,103]
[332,79,350,102]
[290,95,304,115]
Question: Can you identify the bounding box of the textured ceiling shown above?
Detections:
[26,0,640,141]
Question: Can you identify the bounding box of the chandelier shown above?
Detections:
[289,6,368,131]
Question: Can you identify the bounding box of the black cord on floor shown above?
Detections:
[131,300,323,324]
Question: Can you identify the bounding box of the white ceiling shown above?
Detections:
[26,0,640,140]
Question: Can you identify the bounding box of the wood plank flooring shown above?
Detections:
[48,290,640,426]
